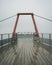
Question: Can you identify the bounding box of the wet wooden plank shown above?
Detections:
[0,38,52,65]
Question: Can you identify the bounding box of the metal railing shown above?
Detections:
[0,33,52,47]
[40,33,52,46]
[0,33,17,47]
[33,33,52,46]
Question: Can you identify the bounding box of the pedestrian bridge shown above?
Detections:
[0,33,52,65]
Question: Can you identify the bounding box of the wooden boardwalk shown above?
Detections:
[0,38,52,65]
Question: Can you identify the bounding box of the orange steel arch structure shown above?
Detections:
[12,13,39,38]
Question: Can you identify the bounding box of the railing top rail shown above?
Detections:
[0,32,52,35]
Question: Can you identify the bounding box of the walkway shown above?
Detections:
[0,38,52,65]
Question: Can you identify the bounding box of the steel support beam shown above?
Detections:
[12,15,19,38]
[12,12,39,39]
[17,12,33,15]
[31,15,39,36]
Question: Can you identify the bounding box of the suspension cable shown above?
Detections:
[0,14,16,22]
[34,14,52,22]
[0,13,52,22]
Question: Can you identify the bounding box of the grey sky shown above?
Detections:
[0,0,52,34]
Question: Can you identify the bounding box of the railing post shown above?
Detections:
[1,34,3,46]
[8,34,10,44]
[49,34,51,45]
[42,33,43,43]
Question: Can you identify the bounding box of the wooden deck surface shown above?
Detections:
[0,38,52,65]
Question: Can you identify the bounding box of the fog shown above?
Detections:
[0,0,52,34]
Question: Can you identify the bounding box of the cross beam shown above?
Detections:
[17,13,34,15]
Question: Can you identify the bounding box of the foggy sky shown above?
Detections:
[0,0,52,34]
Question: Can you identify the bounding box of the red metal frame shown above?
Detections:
[12,13,39,38]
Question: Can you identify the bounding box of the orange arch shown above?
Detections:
[12,13,39,38]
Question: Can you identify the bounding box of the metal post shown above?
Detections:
[49,34,51,45]
[1,34,3,46]
[31,15,39,37]
[42,33,43,43]
[8,34,10,44]
[12,15,19,38]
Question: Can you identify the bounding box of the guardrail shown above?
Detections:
[0,33,52,47]
[0,33,17,47]
[33,33,52,46]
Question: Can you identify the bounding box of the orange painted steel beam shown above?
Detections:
[12,15,19,38]
[31,15,39,36]
[12,13,39,39]
[17,12,33,15]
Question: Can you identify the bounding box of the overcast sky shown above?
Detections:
[0,0,52,34]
